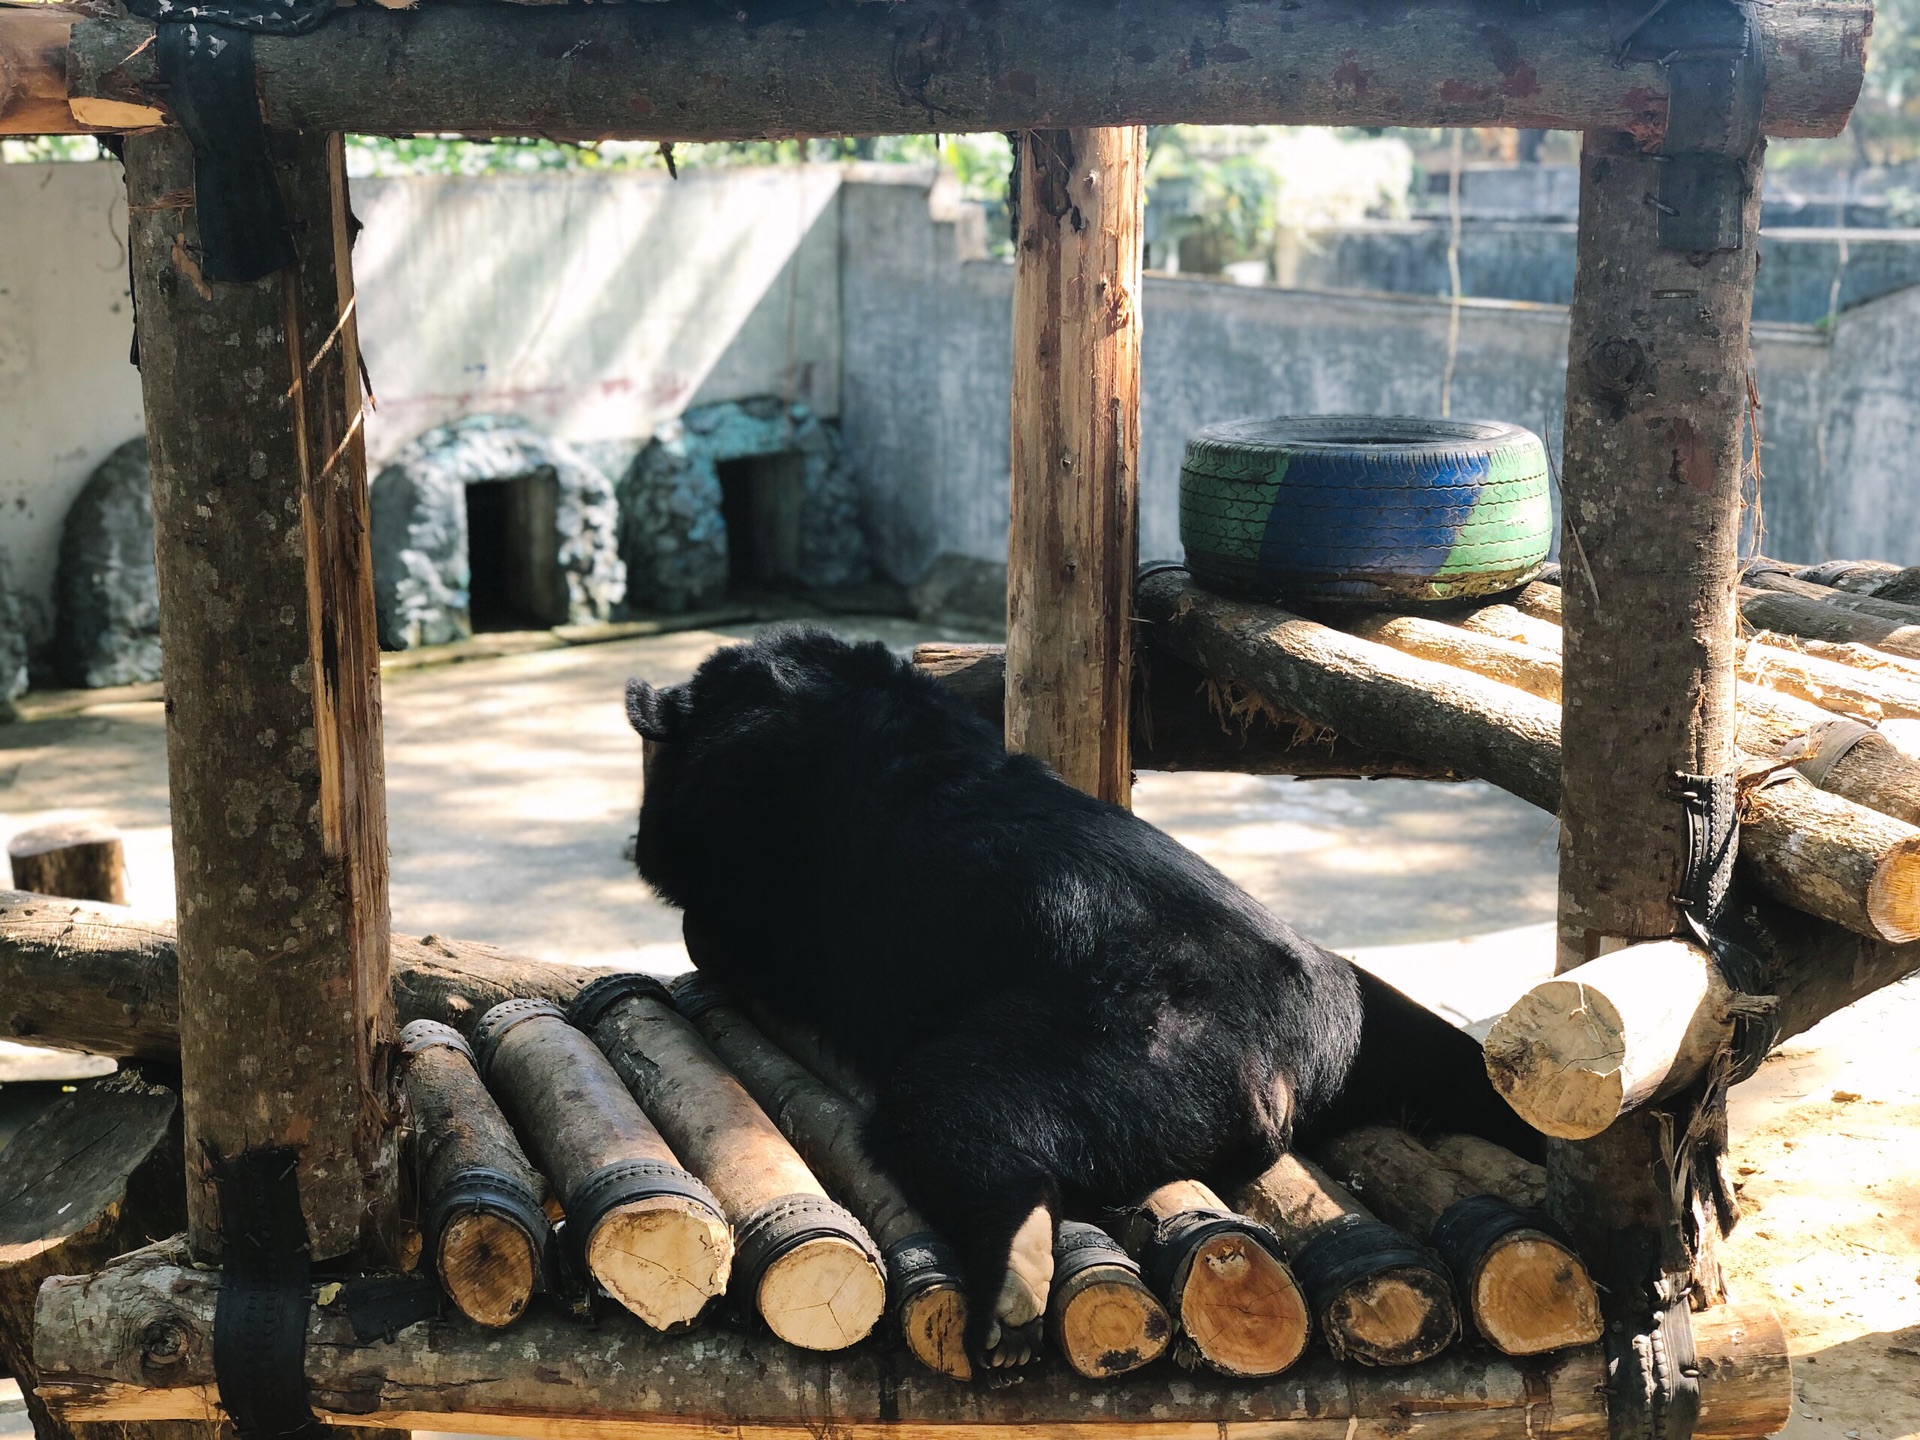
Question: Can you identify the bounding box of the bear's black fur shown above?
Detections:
[629,625,1533,1370]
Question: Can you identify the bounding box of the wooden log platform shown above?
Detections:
[1427,1136,1547,1211]
[472,998,732,1329]
[572,976,887,1352]
[399,1019,549,1329]
[1046,1221,1172,1380]
[35,0,1867,141]
[672,976,969,1380]
[32,1243,1796,1440]
[1117,1181,1309,1378]
[1230,1153,1458,1368]
[1315,1127,1602,1357]
[1135,570,1920,944]
[6,822,126,905]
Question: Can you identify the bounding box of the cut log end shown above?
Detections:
[756,1235,887,1351]
[1866,834,1920,942]
[900,1282,971,1382]
[6,822,127,905]
[586,1198,732,1330]
[437,1211,539,1329]
[1050,1266,1173,1379]
[1470,1233,1604,1356]
[1482,978,1629,1141]
[1322,1266,1459,1367]
[1176,1232,1310,1378]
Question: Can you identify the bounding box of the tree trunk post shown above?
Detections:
[122,126,399,1263]
[1006,126,1144,806]
[1552,110,1766,1430]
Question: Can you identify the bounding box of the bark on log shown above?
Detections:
[0,4,162,135]
[0,1079,231,1440]
[474,1000,731,1329]
[1512,583,1563,624]
[736,998,881,1115]
[7,822,127,905]
[1228,1154,1457,1368]
[1136,570,1920,943]
[53,0,1869,142]
[672,980,968,1380]
[1737,638,1920,723]
[399,1020,548,1329]
[1315,1127,1602,1356]
[125,126,397,1263]
[1746,569,1920,629]
[1449,604,1564,655]
[1046,1221,1171,1380]
[1796,561,1920,607]
[1117,1180,1309,1378]
[1427,1136,1546,1210]
[0,889,626,1064]
[577,981,885,1352]
[1006,126,1144,806]
[1342,613,1558,701]
[30,1243,1797,1440]
[915,644,1461,780]
[1741,586,1920,661]
[1481,941,1738,1142]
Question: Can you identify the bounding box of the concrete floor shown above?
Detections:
[0,617,1913,1439]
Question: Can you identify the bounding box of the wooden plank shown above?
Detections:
[47,0,1867,140]
[1005,127,1144,805]
[33,1243,1794,1440]
[121,128,396,1262]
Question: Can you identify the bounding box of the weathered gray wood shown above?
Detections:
[1740,585,1920,660]
[0,1080,230,1440]
[32,1244,1796,1440]
[1006,126,1144,806]
[914,644,1461,781]
[56,0,1866,141]
[123,126,396,1263]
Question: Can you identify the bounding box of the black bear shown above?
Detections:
[628,625,1528,1371]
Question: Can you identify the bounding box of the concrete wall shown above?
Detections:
[0,162,145,647]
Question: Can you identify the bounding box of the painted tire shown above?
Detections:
[1179,416,1553,604]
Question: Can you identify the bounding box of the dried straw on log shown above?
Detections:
[915,644,1458,781]
[1117,1180,1309,1378]
[7,822,127,904]
[1135,570,1920,943]
[1047,1221,1172,1380]
[672,977,968,1379]
[472,998,731,1329]
[1315,1127,1602,1356]
[399,1020,548,1329]
[1427,1136,1546,1210]
[1481,941,1740,1141]
[32,1242,1797,1440]
[572,976,886,1352]
[52,0,1868,141]
[1229,1153,1457,1367]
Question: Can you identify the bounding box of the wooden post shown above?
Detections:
[122,127,398,1263]
[1552,116,1766,1386]
[1005,126,1144,805]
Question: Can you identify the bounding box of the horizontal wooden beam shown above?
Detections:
[39,0,1867,141]
[34,1242,1793,1440]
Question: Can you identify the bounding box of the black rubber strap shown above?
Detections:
[732,1192,884,1298]
[1794,719,1876,791]
[883,1229,965,1305]
[156,23,297,285]
[1674,772,1781,1083]
[1287,1212,1443,1316]
[126,0,335,35]
[1052,1220,1142,1289]
[670,970,733,1022]
[212,1147,323,1440]
[471,997,569,1083]
[568,972,678,1033]
[422,1167,553,1295]
[1139,1207,1283,1299]
[337,1273,442,1344]
[399,1018,474,1063]
[1609,1293,1705,1440]
[564,1159,724,1275]
[1430,1194,1573,1294]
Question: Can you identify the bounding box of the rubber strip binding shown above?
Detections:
[670,970,735,1022]
[212,1146,323,1440]
[733,1192,883,1299]
[568,972,678,1033]
[1429,1194,1575,1306]
[423,1166,554,1296]
[1052,1220,1142,1289]
[1287,1212,1444,1316]
[471,997,568,1083]
[564,1159,725,1276]
[399,1017,474,1063]
[883,1229,966,1305]
[1140,1207,1285,1301]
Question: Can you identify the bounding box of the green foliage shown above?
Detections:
[1,136,106,164]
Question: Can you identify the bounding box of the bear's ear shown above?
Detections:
[626,678,685,741]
